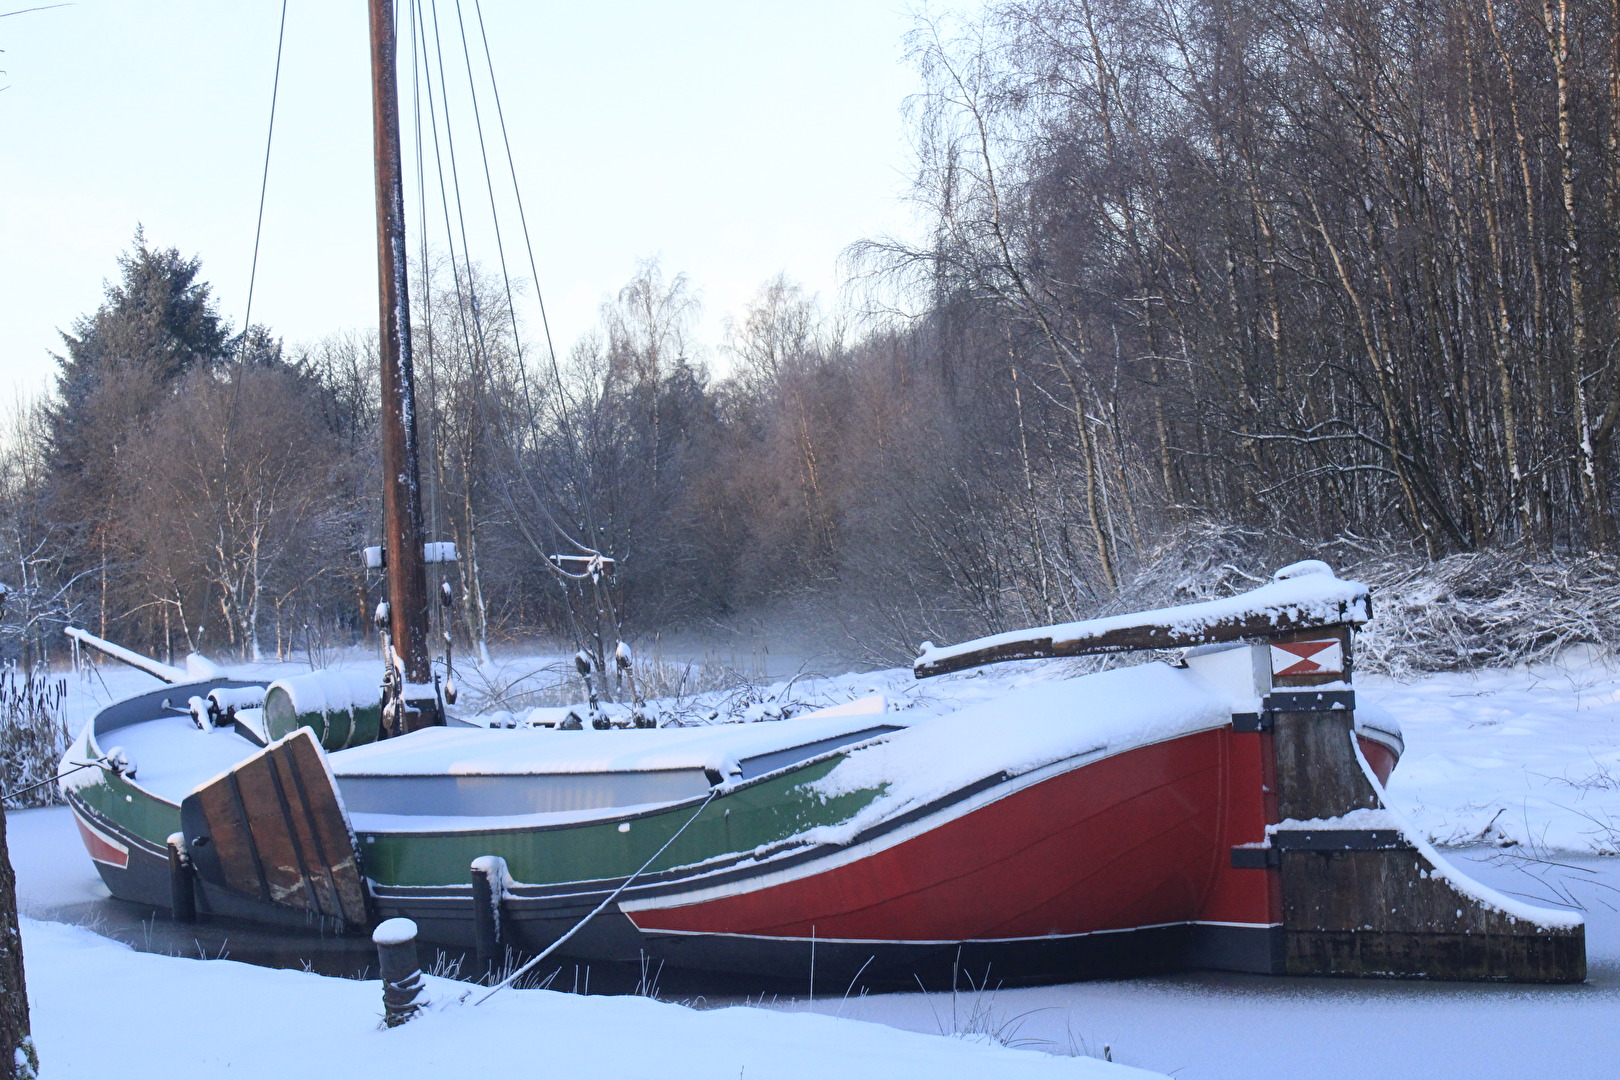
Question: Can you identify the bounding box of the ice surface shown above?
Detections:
[1366,662,1620,853]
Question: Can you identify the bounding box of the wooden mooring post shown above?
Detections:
[373,918,424,1027]
[166,833,196,924]
[471,856,509,981]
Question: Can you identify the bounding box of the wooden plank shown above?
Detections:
[188,773,268,901]
[235,748,312,910]
[279,733,369,925]
[915,606,1367,678]
[272,746,339,917]
[180,729,369,929]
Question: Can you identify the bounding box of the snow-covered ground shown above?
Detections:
[12,645,1620,1077]
[18,915,1159,1079]
[1368,654,1620,853]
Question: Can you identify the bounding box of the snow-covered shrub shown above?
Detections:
[454,647,767,717]
[1350,551,1620,676]
[0,665,70,808]
[1111,520,1286,611]
[1074,521,1620,676]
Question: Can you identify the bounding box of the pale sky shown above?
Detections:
[0,0,967,399]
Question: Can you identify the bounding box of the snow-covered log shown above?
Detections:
[914,561,1370,678]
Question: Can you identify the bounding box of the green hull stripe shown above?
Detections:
[81,724,885,890]
[72,770,181,850]
[358,756,883,888]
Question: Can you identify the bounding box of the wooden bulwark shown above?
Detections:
[180,728,369,929]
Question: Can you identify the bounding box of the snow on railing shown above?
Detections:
[914,560,1371,678]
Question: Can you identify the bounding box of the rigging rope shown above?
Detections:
[408,0,438,544]
[239,0,289,352]
[415,0,601,568]
[404,0,622,683]
[469,0,597,553]
[450,0,523,377]
[2,757,108,804]
[425,0,496,388]
[473,788,719,1005]
[470,0,571,441]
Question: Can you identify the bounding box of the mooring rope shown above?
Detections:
[474,789,719,1005]
[1,756,110,804]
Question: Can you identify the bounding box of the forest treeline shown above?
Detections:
[5,0,1620,669]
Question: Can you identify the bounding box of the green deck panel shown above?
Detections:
[357,756,886,888]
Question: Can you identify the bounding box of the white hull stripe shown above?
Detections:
[625,918,1282,943]
[72,807,131,870]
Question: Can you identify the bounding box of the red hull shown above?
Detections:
[629,726,1279,942]
[1358,735,1398,787]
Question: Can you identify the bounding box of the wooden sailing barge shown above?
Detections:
[61,562,1585,987]
[60,0,1584,988]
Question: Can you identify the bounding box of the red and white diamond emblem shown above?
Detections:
[1269,639,1344,678]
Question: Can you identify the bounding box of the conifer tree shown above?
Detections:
[42,229,229,636]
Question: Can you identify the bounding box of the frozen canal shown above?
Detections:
[820,851,1619,1079]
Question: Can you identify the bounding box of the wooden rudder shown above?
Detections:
[180,728,369,929]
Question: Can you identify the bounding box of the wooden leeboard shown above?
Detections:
[180,728,369,928]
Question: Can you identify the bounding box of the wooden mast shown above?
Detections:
[369,0,440,731]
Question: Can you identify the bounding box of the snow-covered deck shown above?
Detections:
[85,692,903,815]
[328,705,899,779]
[328,706,902,818]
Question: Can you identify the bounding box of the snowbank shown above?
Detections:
[20,917,1164,1079]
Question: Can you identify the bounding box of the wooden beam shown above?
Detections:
[914,588,1369,678]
